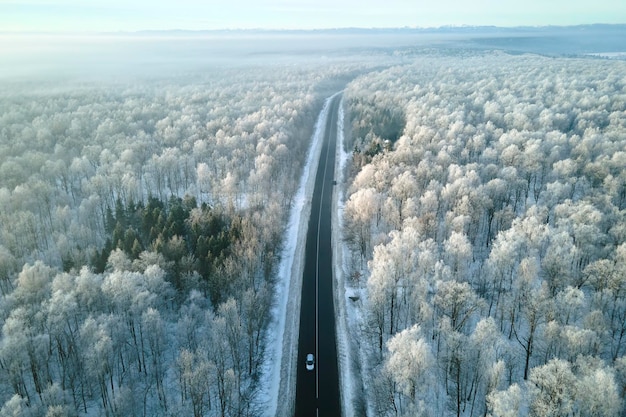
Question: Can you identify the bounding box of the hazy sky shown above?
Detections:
[1,0,624,32]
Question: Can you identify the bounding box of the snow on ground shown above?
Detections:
[333,97,375,417]
[333,96,359,417]
[258,92,341,417]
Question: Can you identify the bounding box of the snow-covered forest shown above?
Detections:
[341,53,626,416]
[0,54,369,416]
[2,30,626,417]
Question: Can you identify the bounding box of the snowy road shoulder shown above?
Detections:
[332,96,360,417]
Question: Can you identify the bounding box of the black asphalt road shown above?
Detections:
[294,95,342,417]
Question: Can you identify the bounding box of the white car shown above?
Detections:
[306,353,315,371]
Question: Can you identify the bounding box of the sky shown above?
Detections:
[0,0,625,32]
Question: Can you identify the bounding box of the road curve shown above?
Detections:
[294,94,342,417]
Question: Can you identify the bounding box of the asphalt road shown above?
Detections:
[294,95,342,417]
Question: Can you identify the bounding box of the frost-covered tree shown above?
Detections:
[384,325,434,414]
[528,359,576,417]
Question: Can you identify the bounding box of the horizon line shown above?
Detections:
[1,22,625,36]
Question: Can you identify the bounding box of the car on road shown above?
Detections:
[306,353,315,371]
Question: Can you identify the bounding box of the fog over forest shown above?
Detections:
[0,26,625,416]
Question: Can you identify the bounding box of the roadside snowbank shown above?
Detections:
[333,96,360,417]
